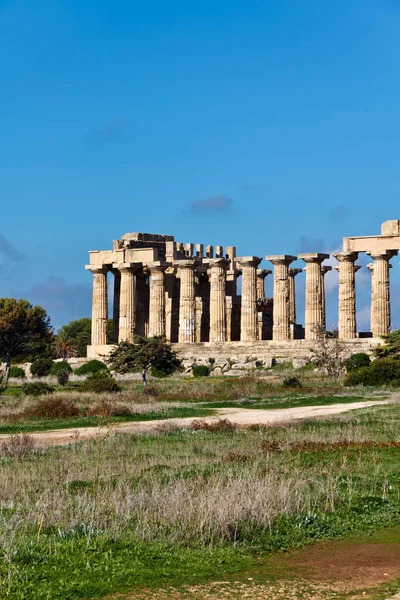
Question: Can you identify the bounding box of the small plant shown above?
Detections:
[80,371,121,393]
[24,396,79,418]
[345,353,371,373]
[22,382,55,396]
[50,361,73,376]
[192,365,210,377]
[31,358,54,377]
[8,366,25,378]
[283,376,302,388]
[57,370,70,387]
[74,360,107,376]
[87,400,132,417]
[191,418,236,433]
[1,434,35,460]
[143,386,159,398]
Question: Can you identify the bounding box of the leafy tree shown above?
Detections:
[345,353,371,372]
[55,331,77,360]
[374,330,400,360]
[0,298,53,382]
[57,318,115,357]
[108,336,183,378]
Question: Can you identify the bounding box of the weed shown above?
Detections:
[1,433,35,460]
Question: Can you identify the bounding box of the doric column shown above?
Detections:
[321,265,332,330]
[299,253,329,339]
[333,252,358,339]
[178,260,197,342]
[256,269,272,299]
[135,270,150,337]
[148,262,169,337]
[237,257,262,341]
[209,258,228,343]
[165,266,179,342]
[115,263,136,343]
[368,251,397,337]
[112,269,121,342]
[87,266,108,346]
[288,268,302,324]
[266,255,296,340]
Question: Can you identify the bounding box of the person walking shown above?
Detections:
[141,369,147,386]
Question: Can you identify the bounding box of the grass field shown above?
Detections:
[0,383,399,599]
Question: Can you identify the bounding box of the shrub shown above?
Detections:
[49,361,73,376]
[87,400,132,417]
[74,360,107,376]
[80,372,121,393]
[22,382,55,396]
[283,376,302,388]
[24,396,79,418]
[191,418,236,433]
[192,365,210,377]
[345,358,400,386]
[57,370,70,387]
[150,363,175,378]
[345,353,371,373]
[30,358,54,377]
[9,366,25,378]
[143,386,159,398]
[1,434,35,460]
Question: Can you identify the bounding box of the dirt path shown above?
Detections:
[105,526,400,600]
[0,398,393,448]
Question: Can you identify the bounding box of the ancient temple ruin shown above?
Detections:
[85,220,400,357]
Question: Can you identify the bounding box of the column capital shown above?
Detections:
[208,258,229,269]
[148,261,171,273]
[85,264,109,274]
[333,251,359,263]
[257,269,272,278]
[299,253,329,264]
[321,265,332,275]
[367,250,398,261]
[288,268,302,277]
[112,262,139,272]
[266,254,297,266]
[176,259,198,269]
[237,256,262,268]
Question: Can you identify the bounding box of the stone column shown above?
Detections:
[88,267,108,346]
[114,264,136,343]
[368,251,397,337]
[266,255,296,341]
[333,252,358,339]
[178,260,197,342]
[321,265,332,330]
[209,258,228,343]
[256,269,271,299]
[148,262,169,337]
[135,270,150,337]
[165,267,180,342]
[299,253,329,339]
[238,257,262,341]
[288,268,302,324]
[112,269,121,342]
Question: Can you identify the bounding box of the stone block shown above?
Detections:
[292,358,309,369]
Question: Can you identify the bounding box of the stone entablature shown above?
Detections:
[86,221,400,355]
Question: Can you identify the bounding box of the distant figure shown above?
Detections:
[141,369,147,386]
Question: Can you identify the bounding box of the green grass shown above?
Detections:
[199,395,383,410]
[0,406,215,434]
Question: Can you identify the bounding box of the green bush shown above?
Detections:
[9,366,25,378]
[49,361,73,376]
[283,376,302,388]
[150,363,175,378]
[345,353,371,373]
[345,358,400,386]
[74,360,107,376]
[192,365,210,377]
[79,372,121,393]
[22,382,55,396]
[57,370,70,387]
[31,358,54,377]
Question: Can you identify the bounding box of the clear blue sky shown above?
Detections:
[1,0,400,329]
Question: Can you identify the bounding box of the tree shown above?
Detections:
[108,336,183,378]
[58,318,115,357]
[0,298,54,382]
[54,331,77,360]
[373,329,400,360]
[309,326,349,380]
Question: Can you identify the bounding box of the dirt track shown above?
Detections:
[0,399,393,448]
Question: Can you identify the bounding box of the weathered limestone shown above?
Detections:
[177,260,197,342]
[165,266,180,342]
[256,269,271,299]
[333,252,359,338]
[299,253,329,339]
[135,271,150,337]
[112,269,121,342]
[148,262,169,337]
[115,263,136,342]
[288,268,302,325]
[320,265,332,330]
[367,251,397,336]
[266,255,297,340]
[238,257,262,341]
[209,258,229,342]
[87,266,108,345]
